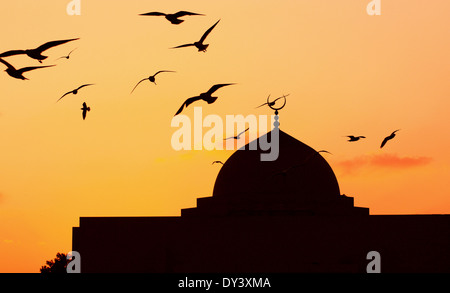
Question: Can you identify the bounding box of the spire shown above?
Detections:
[267,94,287,129]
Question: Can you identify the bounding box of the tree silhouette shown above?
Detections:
[40,252,68,273]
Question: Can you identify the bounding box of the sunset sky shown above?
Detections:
[1,0,450,273]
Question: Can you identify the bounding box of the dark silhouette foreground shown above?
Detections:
[40,253,67,274]
[73,130,450,273]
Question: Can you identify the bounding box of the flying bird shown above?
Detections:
[345,135,366,142]
[81,102,90,120]
[57,84,94,103]
[256,94,290,109]
[0,58,54,80]
[175,83,235,116]
[212,161,224,165]
[0,38,79,63]
[56,48,77,60]
[131,70,175,93]
[139,11,204,25]
[301,150,333,165]
[380,129,400,149]
[224,128,249,141]
[171,19,220,52]
[317,150,332,155]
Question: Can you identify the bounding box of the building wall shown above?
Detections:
[73,215,450,273]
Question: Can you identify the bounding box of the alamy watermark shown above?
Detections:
[67,0,81,16]
[66,251,81,273]
[367,0,381,16]
[366,251,381,273]
[171,107,280,161]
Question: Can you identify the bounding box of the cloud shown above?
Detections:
[336,156,369,175]
[370,154,432,168]
[336,154,432,175]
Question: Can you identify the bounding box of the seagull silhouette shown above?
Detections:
[301,150,333,165]
[317,150,332,155]
[380,129,400,149]
[345,135,366,142]
[0,38,79,63]
[175,83,235,116]
[130,70,175,93]
[171,19,220,52]
[81,102,90,120]
[212,161,224,165]
[0,58,54,80]
[139,11,204,25]
[256,94,290,109]
[56,48,77,60]
[57,84,94,103]
[224,128,249,140]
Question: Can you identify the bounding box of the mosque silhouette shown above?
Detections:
[72,118,450,273]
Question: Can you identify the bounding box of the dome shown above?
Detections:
[213,130,341,204]
[181,128,369,217]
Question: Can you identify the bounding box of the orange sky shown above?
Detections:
[1,0,450,273]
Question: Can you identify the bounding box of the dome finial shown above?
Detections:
[267,94,287,129]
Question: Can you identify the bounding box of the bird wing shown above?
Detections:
[57,48,77,59]
[0,50,27,58]
[199,19,220,43]
[17,65,55,74]
[380,137,389,148]
[238,128,250,137]
[35,38,79,53]
[154,70,175,76]
[175,96,201,116]
[318,150,332,155]
[139,12,166,16]
[271,96,284,103]
[173,11,205,18]
[130,78,148,94]
[171,43,195,49]
[255,102,268,109]
[206,83,234,95]
[0,58,16,70]
[56,91,73,103]
[76,84,94,91]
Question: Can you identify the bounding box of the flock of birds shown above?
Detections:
[0,9,401,168]
[0,38,94,118]
[0,11,235,121]
[345,129,400,149]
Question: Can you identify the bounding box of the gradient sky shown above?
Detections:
[1,0,450,273]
